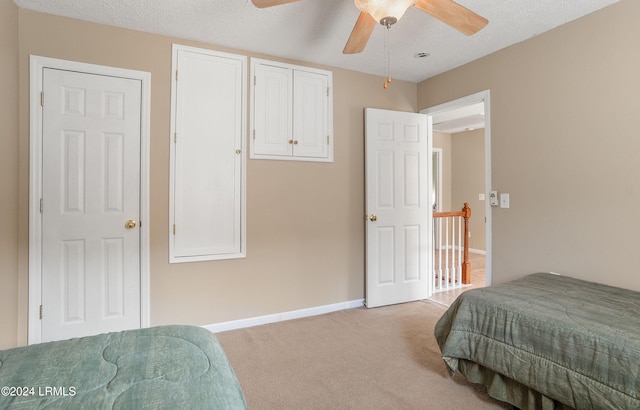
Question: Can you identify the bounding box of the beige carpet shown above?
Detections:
[216,301,510,409]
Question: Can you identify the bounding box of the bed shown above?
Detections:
[0,325,247,409]
[434,272,640,409]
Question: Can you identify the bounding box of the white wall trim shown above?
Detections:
[203,299,365,333]
[432,147,443,212]
[28,55,151,344]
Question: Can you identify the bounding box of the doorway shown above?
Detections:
[421,90,492,296]
[28,56,151,344]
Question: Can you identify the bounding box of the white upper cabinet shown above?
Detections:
[170,45,246,263]
[251,59,333,162]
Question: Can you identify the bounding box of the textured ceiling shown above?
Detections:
[14,0,620,83]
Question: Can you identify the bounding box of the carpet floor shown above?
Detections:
[216,300,510,409]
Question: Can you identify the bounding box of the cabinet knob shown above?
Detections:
[288,140,294,144]
[369,214,377,222]
[293,140,299,145]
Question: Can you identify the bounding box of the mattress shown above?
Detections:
[0,325,247,409]
[434,273,640,409]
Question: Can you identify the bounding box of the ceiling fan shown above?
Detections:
[251,0,488,54]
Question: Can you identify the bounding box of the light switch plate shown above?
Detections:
[500,193,510,208]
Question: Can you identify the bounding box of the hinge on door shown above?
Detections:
[40,198,43,213]
[39,305,43,319]
[327,87,329,97]
[40,91,44,107]
[174,132,177,143]
[176,70,178,81]
[327,135,330,145]
[253,129,256,140]
[173,224,176,235]
[254,75,256,86]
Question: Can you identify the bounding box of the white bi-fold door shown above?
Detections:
[40,68,142,342]
[365,108,432,308]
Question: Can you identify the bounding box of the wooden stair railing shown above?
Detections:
[433,203,472,285]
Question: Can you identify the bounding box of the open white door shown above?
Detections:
[365,108,432,308]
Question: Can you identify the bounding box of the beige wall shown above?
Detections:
[419,0,640,290]
[0,0,20,350]
[4,8,417,347]
[451,129,486,251]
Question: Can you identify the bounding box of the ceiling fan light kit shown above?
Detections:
[354,0,416,26]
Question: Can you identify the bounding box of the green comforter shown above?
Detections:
[0,325,247,409]
[435,273,640,409]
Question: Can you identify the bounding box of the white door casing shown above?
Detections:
[365,108,432,308]
[29,56,151,344]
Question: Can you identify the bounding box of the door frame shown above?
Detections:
[421,90,492,286]
[432,148,443,213]
[28,55,151,344]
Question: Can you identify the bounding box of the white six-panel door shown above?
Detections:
[40,68,142,342]
[365,108,432,308]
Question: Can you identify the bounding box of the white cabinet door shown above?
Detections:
[293,70,329,159]
[170,45,246,263]
[253,64,292,157]
[251,59,333,162]
[365,108,432,308]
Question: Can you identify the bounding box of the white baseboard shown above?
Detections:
[203,299,365,333]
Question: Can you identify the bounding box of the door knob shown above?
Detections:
[125,219,137,229]
[369,214,377,222]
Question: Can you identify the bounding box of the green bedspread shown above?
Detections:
[434,273,640,410]
[0,325,247,409]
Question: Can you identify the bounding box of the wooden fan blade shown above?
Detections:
[343,12,377,54]
[414,0,488,35]
[251,0,302,8]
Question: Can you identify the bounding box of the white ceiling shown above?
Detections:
[14,0,620,83]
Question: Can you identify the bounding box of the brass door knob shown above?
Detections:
[369,214,377,222]
[125,219,137,229]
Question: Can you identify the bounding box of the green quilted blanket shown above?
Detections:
[0,325,247,409]
[435,273,640,409]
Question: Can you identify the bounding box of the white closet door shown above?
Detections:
[293,70,328,159]
[41,68,142,341]
[171,46,246,262]
[253,64,292,157]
